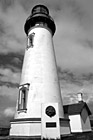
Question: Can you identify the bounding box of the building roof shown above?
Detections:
[63,101,91,115]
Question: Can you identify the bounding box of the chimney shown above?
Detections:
[77,92,83,102]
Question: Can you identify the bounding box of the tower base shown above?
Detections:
[10,103,70,139]
[10,118,41,137]
[10,118,70,139]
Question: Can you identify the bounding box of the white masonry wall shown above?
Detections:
[41,103,60,139]
[69,114,82,133]
[10,121,41,136]
[15,26,64,119]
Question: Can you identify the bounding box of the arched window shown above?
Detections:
[18,83,30,111]
[27,32,35,50]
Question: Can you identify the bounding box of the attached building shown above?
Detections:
[64,101,92,133]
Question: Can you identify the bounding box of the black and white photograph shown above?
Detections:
[0,0,93,139]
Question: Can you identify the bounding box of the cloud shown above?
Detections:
[62,86,93,105]
[55,37,93,74]
[0,53,22,91]
[58,67,93,85]
[0,0,27,53]
[0,53,23,73]
[57,67,93,107]
[0,86,18,126]
[0,0,15,11]
[79,39,93,48]
[0,68,20,85]
[58,68,82,86]
[0,86,18,100]
[0,82,19,88]
[3,107,15,117]
[0,93,17,119]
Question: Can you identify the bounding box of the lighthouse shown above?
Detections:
[10,5,70,139]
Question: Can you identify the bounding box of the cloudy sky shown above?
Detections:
[0,0,93,126]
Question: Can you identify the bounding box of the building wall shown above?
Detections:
[10,121,41,136]
[81,108,91,132]
[60,119,71,135]
[16,27,64,119]
[69,115,82,133]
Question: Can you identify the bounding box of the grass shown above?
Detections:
[0,131,93,140]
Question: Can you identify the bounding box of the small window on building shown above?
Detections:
[18,83,30,111]
[27,32,35,50]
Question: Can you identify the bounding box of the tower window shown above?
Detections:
[18,83,30,111]
[27,32,35,50]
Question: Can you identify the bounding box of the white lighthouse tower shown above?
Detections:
[10,5,70,139]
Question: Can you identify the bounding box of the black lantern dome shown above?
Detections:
[24,5,56,36]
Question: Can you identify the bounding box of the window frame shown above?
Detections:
[17,83,30,112]
[27,32,35,50]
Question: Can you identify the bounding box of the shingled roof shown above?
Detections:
[63,101,91,115]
